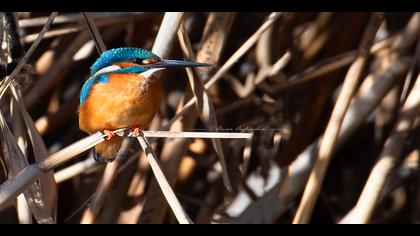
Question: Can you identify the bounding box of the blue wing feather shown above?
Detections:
[79,66,148,105]
[79,74,109,105]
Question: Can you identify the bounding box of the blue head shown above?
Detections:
[90,47,161,75]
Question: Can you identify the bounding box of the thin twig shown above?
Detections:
[82,12,107,53]
[137,135,193,224]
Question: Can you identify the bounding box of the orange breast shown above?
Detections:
[79,73,162,134]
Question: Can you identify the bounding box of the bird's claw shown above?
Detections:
[103,130,115,140]
[129,126,142,137]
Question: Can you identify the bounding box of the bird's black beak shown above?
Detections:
[145,59,212,69]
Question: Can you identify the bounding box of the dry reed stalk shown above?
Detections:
[0,110,55,223]
[338,149,419,223]
[298,12,337,68]
[226,51,291,98]
[178,23,232,191]
[205,13,282,89]
[203,13,238,106]
[18,12,152,28]
[161,12,282,135]
[269,35,394,93]
[16,195,31,224]
[338,14,420,222]
[233,25,413,224]
[81,130,246,225]
[139,12,235,223]
[269,51,357,92]
[255,14,274,67]
[80,138,134,224]
[0,13,58,223]
[142,131,252,139]
[0,131,109,210]
[53,157,99,183]
[343,73,420,224]
[82,13,107,53]
[24,27,83,44]
[0,12,58,100]
[151,12,184,58]
[6,18,32,223]
[10,84,58,223]
[119,12,219,223]
[278,13,371,168]
[2,11,415,225]
[400,39,420,103]
[22,13,158,43]
[137,135,193,224]
[80,12,186,224]
[116,118,160,224]
[293,13,384,224]
[298,12,334,61]
[23,30,91,107]
[125,12,187,224]
[138,85,198,223]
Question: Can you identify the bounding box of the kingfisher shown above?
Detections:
[79,47,210,162]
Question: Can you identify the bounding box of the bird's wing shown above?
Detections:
[79,74,109,105]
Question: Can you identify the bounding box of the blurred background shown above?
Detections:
[0,12,419,224]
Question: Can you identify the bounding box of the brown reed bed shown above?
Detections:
[0,12,418,224]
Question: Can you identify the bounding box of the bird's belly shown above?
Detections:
[79,74,162,134]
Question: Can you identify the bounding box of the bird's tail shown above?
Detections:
[94,136,123,162]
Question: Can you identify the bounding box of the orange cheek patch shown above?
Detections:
[146,58,158,64]
[113,62,139,68]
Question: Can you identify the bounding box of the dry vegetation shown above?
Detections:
[0,12,419,224]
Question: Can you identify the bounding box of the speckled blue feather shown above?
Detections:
[90,47,160,74]
[80,73,109,105]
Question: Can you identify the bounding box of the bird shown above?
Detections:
[78,47,210,162]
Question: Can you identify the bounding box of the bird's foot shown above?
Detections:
[129,125,142,137]
[103,130,115,140]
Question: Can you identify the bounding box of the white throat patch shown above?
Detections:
[93,65,122,77]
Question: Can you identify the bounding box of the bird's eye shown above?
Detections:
[132,58,143,64]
